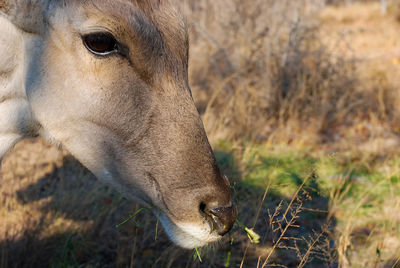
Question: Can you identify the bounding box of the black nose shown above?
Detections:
[207,205,238,236]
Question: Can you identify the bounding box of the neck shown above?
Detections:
[0,14,37,158]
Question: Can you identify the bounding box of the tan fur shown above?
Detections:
[0,0,235,248]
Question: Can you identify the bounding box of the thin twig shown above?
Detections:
[298,229,326,268]
[282,171,313,224]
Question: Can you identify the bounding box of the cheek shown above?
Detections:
[43,37,129,101]
[33,34,153,133]
[46,29,117,84]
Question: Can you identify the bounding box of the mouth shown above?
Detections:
[159,212,222,249]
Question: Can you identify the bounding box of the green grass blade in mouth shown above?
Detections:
[194,247,202,262]
[224,251,231,267]
[236,219,260,244]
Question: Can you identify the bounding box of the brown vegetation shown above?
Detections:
[182,0,400,152]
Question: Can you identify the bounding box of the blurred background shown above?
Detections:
[1,0,400,267]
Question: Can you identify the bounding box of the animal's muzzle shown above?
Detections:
[206,205,238,236]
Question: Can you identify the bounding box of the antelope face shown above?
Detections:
[5,0,237,248]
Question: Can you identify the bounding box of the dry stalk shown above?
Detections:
[298,228,327,268]
[392,255,400,268]
[281,171,313,224]
[259,171,315,268]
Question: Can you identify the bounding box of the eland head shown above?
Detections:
[0,0,237,248]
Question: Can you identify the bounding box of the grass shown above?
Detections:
[1,139,399,267]
[215,141,400,267]
[115,206,155,228]
[181,0,400,151]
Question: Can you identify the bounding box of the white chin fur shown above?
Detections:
[160,213,221,249]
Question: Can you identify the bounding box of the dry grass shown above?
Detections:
[0,139,336,267]
[177,0,400,152]
[1,138,400,267]
[180,0,332,141]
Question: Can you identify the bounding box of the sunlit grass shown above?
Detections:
[215,141,400,266]
[1,139,400,267]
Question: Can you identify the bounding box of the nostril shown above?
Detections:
[199,202,206,213]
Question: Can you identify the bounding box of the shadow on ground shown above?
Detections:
[0,139,337,267]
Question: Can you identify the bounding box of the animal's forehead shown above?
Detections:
[69,0,186,41]
[80,0,156,23]
[67,0,188,66]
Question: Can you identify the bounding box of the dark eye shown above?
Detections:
[83,32,119,56]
